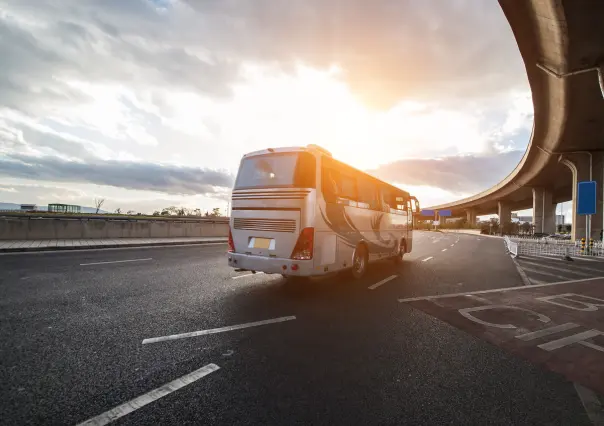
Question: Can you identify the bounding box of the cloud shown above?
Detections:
[1,0,525,111]
[369,150,525,194]
[0,153,233,196]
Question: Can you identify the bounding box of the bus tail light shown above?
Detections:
[227,227,235,252]
[291,227,314,260]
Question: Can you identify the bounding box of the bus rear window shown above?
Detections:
[234,152,316,189]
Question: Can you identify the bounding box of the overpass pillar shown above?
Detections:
[532,188,556,234]
[559,153,604,241]
[497,201,512,235]
[465,209,477,226]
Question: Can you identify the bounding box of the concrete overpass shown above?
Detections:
[427,0,604,241]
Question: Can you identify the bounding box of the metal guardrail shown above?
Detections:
[504,236,518,258]
[508,236,604,259]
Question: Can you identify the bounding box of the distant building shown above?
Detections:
[48,203,81,213]
[556,214,565,226]
[20,204,37,211]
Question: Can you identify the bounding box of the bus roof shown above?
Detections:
[241,145,411,198]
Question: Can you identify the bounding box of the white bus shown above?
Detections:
[227,144,420,279]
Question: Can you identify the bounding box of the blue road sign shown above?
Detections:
[420,209,435,216]
[577,181,597,215]
[438,209,452,217]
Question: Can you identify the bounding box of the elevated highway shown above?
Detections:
[428,0,604,240]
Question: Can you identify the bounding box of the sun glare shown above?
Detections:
[216,63,491,172]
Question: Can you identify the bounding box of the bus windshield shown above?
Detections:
[234,152,316,189]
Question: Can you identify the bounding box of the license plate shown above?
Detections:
[253,238,272,249]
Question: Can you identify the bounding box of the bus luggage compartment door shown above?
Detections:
[231,210,301,259]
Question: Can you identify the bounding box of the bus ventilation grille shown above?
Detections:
[233,218,297,233]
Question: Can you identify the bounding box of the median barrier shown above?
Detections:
[0,216,229,240]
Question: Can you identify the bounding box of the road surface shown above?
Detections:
[1,232,602,425]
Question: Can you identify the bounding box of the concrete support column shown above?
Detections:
[465,209,477,226]
[532,188,556,234]
[559,153,604,241]
[497,201,511,235]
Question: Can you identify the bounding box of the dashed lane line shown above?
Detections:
[142,316,297,345]
[76,364,220,426]
[368,275,398,290]
[79,258,152,266]
[442,249,448,252]
[421,256,434,262]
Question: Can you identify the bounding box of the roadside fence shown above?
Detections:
[506,236,604,259]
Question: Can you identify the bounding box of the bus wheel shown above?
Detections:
[352,244,368,279]
[394,240,406,264]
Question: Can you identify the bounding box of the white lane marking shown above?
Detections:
[512,257,531,286]
[518,260,593,277]
[398,276,604,303]
[515,323,579,341]
[232,272,265,279]
[368,275,398,290]
[79,258,152,266]
[76,363,220,426]
[464,294,491,303]
[450,244,455,247]
[574,383,604,426]
[521,267,574,281]
[142,315,296,345]
[421,256,433,262]
[442,248,447,252]
[538,329,603,351]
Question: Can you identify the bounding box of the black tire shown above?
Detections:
[394,240,406,264]
[352,244,368,279]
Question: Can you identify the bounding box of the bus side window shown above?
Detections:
[339,173,357,203]
[358,178,378,210]
[322,167,340,204]
[380,187,392,212]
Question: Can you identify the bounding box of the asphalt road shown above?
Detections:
[0,232,597,425]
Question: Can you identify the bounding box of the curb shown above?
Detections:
[0,239,228,253]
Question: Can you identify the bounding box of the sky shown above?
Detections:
[0,0,568,218]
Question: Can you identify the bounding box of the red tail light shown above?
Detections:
[290,227,314,260]
[227,227,235,252]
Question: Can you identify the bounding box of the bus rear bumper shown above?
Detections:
[228,253,314,276]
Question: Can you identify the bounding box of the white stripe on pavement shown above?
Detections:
[142,316,296,345]
[232,272,265,279]
[518,260,592,277]
[515,323,579,341]
[398,276,604,303]
[76,363,220,426]
[80,258,152,266]
[368,275,397,290]
[520,267,574,281]
[421,256,433,262]
[442,248,447,252]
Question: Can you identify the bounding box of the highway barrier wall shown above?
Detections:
[0,216,230,240]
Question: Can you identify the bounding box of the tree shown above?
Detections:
[127,210,136,215]
[115,208,122,214]
[161,206,177,216]
[94,198,105,214]
[211,207,222,217]
[193,208,202,216]
[152,211,161,216]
